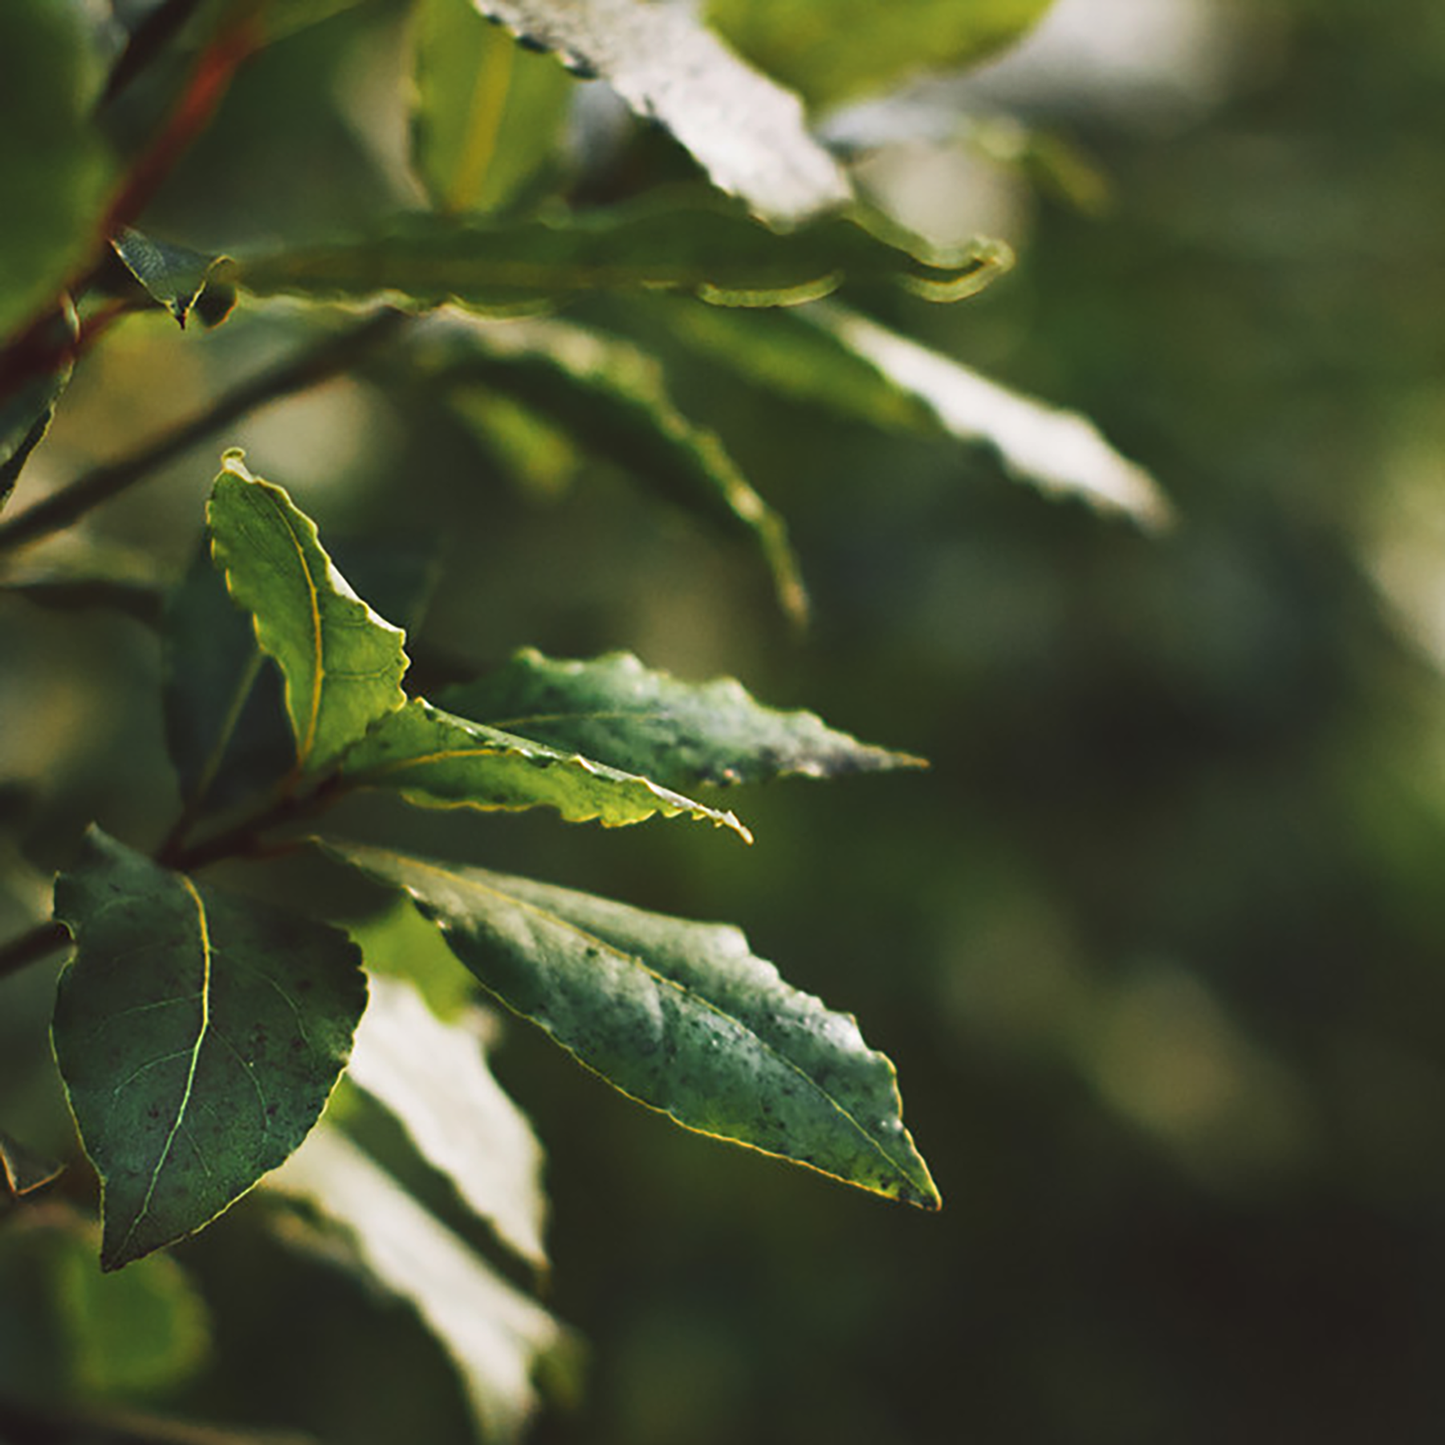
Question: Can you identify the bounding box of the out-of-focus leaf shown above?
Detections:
[0,304,77,505]
[227,201,1012,313]
[427,315,806,621]
[336,845,941,1208]
[110,229,236,329]
[0,1207,209,1402]
[0,1129,62,1196]
[412,0,572,215]
[347,974,548,1268]
[0,2,112,343]
[341,698,753,841]
[707,0,1058,107]
[163,541,294,816]
[207,454,410,774]
[469,0,849,225]
[51,828,368,1269]
[809,303,1173,528]
[439,647,927,788]
[267,1124,566,1444]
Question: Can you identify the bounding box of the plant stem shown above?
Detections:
[0,307,412,559]
[0,921,70,982]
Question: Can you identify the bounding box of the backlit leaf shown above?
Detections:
[268,1124,566,1444]
[336,845,941,1209]
[341,697,752,841]
[51,828,368,1269]
[346,974,548,1268]
[439,648,926,788]
[707,0,1058,107]
[110,229,236,329]
[425,315,806,621]
[206,454,410,774]
[227,201,1012,314]
[469,0,850,225]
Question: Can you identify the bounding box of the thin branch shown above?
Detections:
[0,920,70,982]
[0,307,412,559]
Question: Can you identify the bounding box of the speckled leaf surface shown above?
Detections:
[440,648,926,788]
[342,697,751,840]
[468,0,849,225]
[336,845,940,1209]
[51,829,368,1269]
[206,455,409,774]
[229,202,1012,313]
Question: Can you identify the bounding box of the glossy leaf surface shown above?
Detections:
[52,829,368,1269]
[343,698,752,840]
[347,974,548,1268]
[428,316,805,620]
[337,846,940,1209]
[207,454,410,774]
[470,0,849,225]
[229,202,1011,313]
[268,1125,565,1444]
[708,0,1058,106]
[440,648,926,788]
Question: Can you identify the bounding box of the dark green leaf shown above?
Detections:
[0,2,112,342]
[51,828,368,1269]
[439,648,926,788]
[0,1129,63,1197]
[412,0,572,216]
[227,201,1012,314]
[468,0,850,225]
[426,316,806,621]
[334,845,941,1209]
[707,0,1058,106]
[341,697,752,841]
[110,229,236,329]
[206,453,410,774]
[0,302,78,507]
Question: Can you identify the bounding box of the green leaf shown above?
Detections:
[707,0,1058,107]
[341,697,752,841]
[469,0,850,225]
[227,200,1012,314]
[206,453,410,775]
[268,1124,567,1444]
[425,315,806,621]
[346,973,548,1268]
[336,846,940,1208]
[51,828,368,1269]
[110,228,236,329]
[0,304,77,506]
[412,0,572,216]
[0,1207,210,1402]
[0,1128,63,1197]
[439,647,927,789]
[0,1,112,343]
[808,303,1173,528]
[163,540,295,816]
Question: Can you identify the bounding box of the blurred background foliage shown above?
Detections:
[6,0,1445,1440]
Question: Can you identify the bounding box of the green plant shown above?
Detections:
[0,1,1166,1439]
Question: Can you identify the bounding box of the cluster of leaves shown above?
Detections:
[0,0,1165,1439]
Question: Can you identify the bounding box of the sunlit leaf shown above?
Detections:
[267,1124,567,1444]
[809,303,1173,528]
[439,647,926,788]
[347,974,548,1268]
[51,828,368,1269]
[412,0,572,215]
[341,697,752,841]
[707,0,1058,107]
[0,1206,210,1402]
[227,201,1012,313]
[0,1,112,342]
[470,0,849,225]
[425,315,806,621]
[336,845,941,1209]
[110,228,236,329]
[206,454,410,774]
